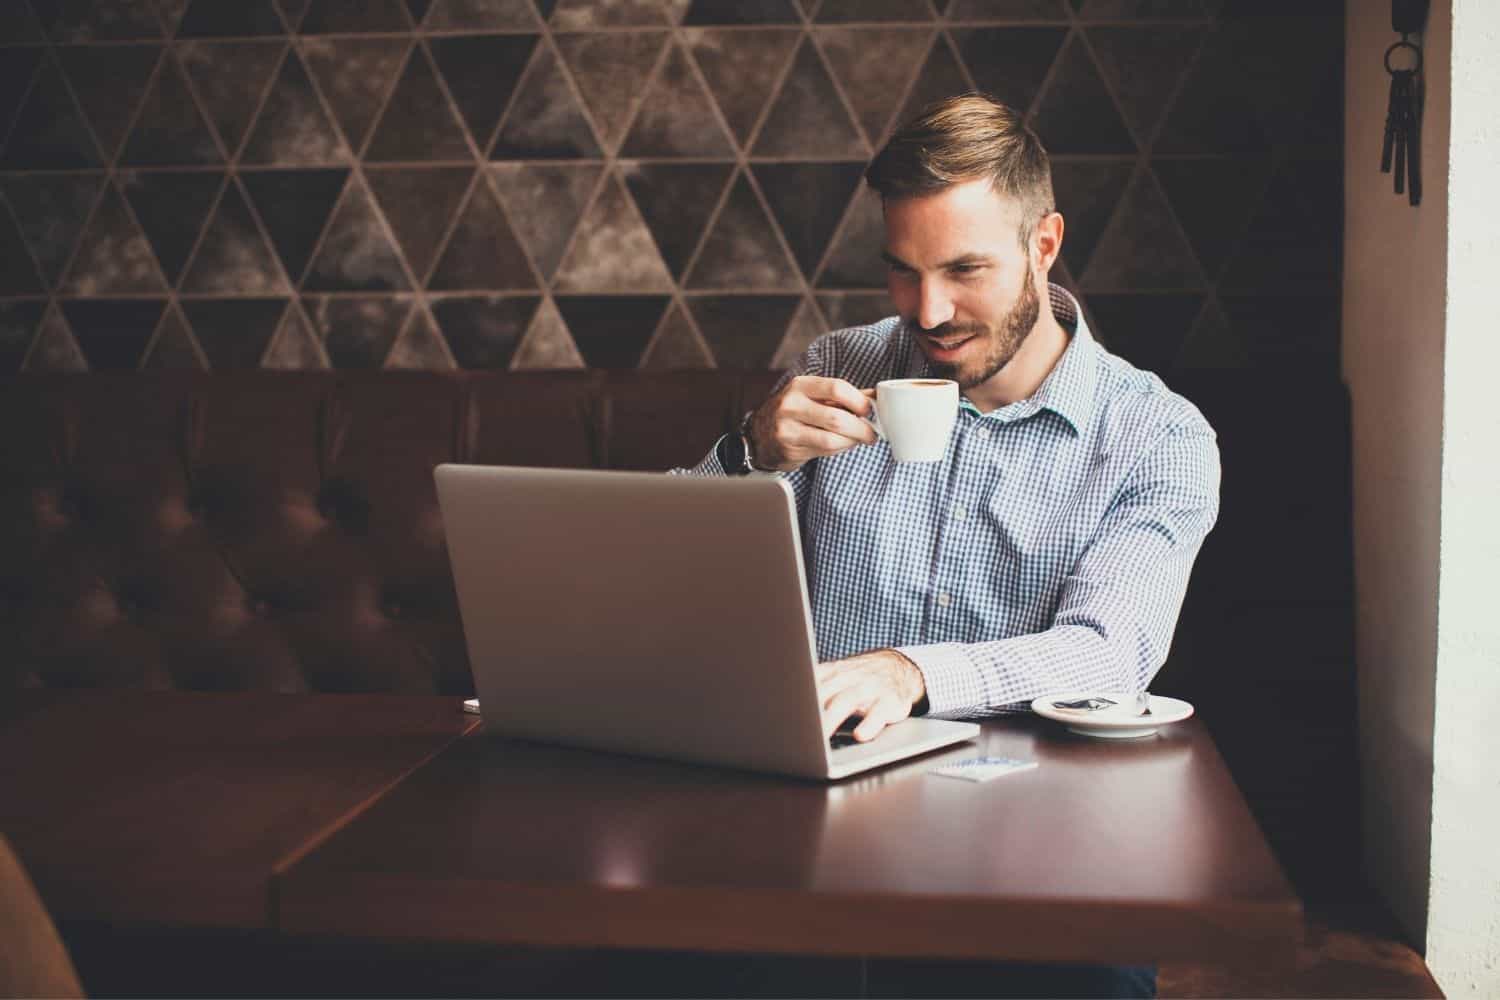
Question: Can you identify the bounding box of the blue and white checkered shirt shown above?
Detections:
[681,285,1220,718]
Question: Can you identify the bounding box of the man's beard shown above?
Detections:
[921,278,1041,389]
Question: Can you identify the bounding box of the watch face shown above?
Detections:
[718,432,747,474]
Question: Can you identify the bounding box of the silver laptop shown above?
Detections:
[434,464,978,780]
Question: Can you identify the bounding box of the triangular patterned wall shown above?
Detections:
[0,0,1344,374]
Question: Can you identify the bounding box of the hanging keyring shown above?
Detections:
[1384,39,1422,75]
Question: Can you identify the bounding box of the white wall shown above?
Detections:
[1428,0,1500,994]
[1346,3,1500,995]
[1343,0,1446,950]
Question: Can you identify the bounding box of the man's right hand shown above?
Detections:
[747,376,880,472]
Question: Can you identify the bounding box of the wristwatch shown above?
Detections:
[717,410,765,475]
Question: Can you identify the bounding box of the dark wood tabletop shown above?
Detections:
[0,690,478,929]
[278,715,1301,964]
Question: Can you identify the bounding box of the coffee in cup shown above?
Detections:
[870,378,959,462]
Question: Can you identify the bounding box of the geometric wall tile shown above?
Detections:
[816,290,895,331]
[1085,24,1203,145]
[770,296,825,369]
[490,45,602,159]
[402,0,436,23]
[60,1,163,42]
[681,0,800,23]
[24,306,88,372]
[178,41,285,158]
[682,27,798,147]
[365,46,471,161]
[511,296,585,370]
[119,168,223,285]
[1,58,103,168]
[62,298,166,370]
[1084,293,1201,374]
[1153,156,1270,278]
[751,40,864,158]
[1030,32,1135,154]
[620,161,732,280]
[119,52,223,165]
[1079,0,1220,17]
[817,184,885,289]
[182,298,289,369]
[240,48,350,165]
[240,167,350,283]
[176,0,286,37]
[550,0,671,29]
[430,34,537,151]
[366,166,473,282]
[424,0,541,30]
[1080,168,1201,291]
[141,303,208,370]
[179,180,288,294]
[1154,23,1267,154]
[686,294,800,369]
[555,295,669,368]
[55,44,161,163]
[947,0,1069,16]
[156,0,192,34]
[555,32,665,152]
[298,0,412,33]
[0,48,43,143]
[553,173,673,292]
[816,27,930,147]
[1219,293,1340,371]
[274,0,311,31]
[1175,296,1247,369]
[0,205,44,295]
[950,27,1065,116]
[1233,15,1342,151]
[1220,161,1340,294]
[261,301,330,369]
[892,35,973,139]
[303,294,413,368]
[4,172,99,287]
[619,43,735,158]
[384,307,454,369]
[684,171,799,290]
[489,161,603,281]
[427,175,535,290]
[815,0,932,21]
[640,301,712,369]
[752,161,865,277]
[304,176,411,291]
[0,300,47,373]
[61,185,168,294]
[299,37,409,153]
[1049,158,1133,277]
[430,294,539,369]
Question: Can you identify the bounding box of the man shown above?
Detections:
[679,92,1219,998]
[686,93,1220,741]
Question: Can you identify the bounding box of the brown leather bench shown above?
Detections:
[0,371,1439,997]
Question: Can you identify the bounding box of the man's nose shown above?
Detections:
[916,279,954,331]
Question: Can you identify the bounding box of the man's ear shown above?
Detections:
[1033,211,1064,275]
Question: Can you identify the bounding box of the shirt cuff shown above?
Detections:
[671,436,732,477]
[893,642,977,718]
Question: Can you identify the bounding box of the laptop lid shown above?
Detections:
[434,465,976,779]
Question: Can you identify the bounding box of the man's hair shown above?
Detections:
[865,93,1054,250]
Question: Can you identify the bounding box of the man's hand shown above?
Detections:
[814,649,927,743]
[748,376,879,472]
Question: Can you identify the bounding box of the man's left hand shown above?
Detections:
[814,650,927,743]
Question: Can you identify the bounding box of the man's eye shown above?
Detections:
[949,264,984,277]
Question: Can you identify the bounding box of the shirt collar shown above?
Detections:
[945,283,1097,435]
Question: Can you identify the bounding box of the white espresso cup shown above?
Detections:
[870,378,960,462]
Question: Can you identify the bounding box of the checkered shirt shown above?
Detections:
[679,285,1221,718]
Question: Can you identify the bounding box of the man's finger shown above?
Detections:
[821,688,871,740]
[798,376,873,417]
[853,698,906,742]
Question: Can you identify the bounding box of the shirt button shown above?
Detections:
[974,426,991,440]
[936,592,952,608]
[953,503,967,520]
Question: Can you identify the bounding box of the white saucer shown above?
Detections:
[1030,691,1194,739]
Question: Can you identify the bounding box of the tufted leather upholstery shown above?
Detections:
[0,372,778,695]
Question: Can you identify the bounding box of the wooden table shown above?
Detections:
[0,690,477,929]
[278,716,1301,965]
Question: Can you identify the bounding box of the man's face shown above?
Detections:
[882,178,1041,390]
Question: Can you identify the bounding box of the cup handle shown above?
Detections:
[864,399,884,440]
